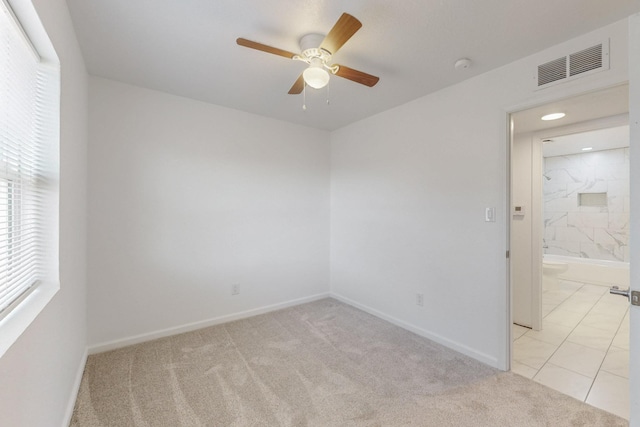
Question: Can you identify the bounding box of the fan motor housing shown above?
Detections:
[299,33,332,63]
[299,33,324,52]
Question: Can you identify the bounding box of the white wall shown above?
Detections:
[0,0,88,426]
[87,78,330,348]
[544,147,630,262]
[330,19,630,369]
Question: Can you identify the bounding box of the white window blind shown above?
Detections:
[0,0,59,315]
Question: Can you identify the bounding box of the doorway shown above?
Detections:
[509,85,631,419]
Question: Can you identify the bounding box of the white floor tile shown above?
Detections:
[611,328,629,350]
[542,304,556,317]
[512,324,529,340]
[599,292,633,306]
[559,299,595,315]
[533,363,592,401]
[543,292,571,306]
[511,360,538,379]
[566,324,615,352]
[575,284,608,296]
[548,341,605,378]
[586,371,629,420]
[544,309,586,328]
[557,280,583,292]
[525,322,573,346]
[617,315,630,334]
[580,312,626,333]
[513,336,558,370]
[601,346,629,379]
[514,280,629,415]
[590,301,629,317]
[568,292,603,304]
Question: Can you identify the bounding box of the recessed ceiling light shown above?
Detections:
[541,113,566,121]
[582,147,593,151]
[542,139,553,144]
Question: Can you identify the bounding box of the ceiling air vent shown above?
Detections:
[538,57,567,86]
[535,40,609,90]
[570,44,602,76]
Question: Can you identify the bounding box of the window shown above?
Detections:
[0,0,59,354]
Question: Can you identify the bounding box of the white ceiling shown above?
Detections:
[542,125,629,157]
[65,0,640,131]
[512,84,629,135]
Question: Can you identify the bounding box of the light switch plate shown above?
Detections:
[485,207,496,222]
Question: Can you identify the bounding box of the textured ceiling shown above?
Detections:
[65,0,640,130]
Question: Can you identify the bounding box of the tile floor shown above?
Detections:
[512,280,630,420]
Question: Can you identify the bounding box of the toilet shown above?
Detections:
[542,261,569,290]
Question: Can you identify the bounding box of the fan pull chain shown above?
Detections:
[326,81,330,105]
[302,83,307,111]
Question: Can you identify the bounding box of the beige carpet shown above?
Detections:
[71,298,627,426]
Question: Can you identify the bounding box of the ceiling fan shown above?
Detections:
[236,13,379,94]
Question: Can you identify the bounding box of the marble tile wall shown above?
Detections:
[543,148,629,262]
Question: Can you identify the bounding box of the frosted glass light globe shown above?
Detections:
[303,63,330,89]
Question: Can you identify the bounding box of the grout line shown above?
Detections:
[524,283,588,382]
[513,281,630,418]
[598,369,630,380]
[584,304,630,400]
[517,281,627,402]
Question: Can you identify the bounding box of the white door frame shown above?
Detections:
[506,90,629,340]
[627,12,639,425]
[508,128,543,331]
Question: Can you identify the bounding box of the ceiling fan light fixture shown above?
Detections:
[303,59,330,89]
[237,13,379,95]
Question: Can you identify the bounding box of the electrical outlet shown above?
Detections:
[232,284,240,295]
[416,293,424,307]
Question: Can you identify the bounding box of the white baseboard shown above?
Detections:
[88,293,330,354]
[62,346,88,427]
[330,292,499,369]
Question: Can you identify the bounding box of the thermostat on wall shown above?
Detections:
[513,205,525,216]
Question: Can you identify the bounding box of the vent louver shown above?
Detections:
[538,57,567,86]
[570,44,603,76]
[536,40,608,90]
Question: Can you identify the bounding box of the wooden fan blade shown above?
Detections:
[236,38,297,59]
[319,13,362,55]
[334,65,379,87]
[288,74,305,94]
